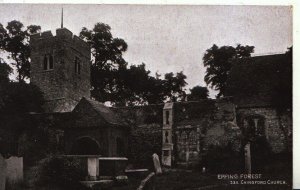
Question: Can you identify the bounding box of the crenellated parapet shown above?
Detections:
[30,28,90,57]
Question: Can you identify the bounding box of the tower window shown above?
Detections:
[43,54,54,70]
[75,57,81,74]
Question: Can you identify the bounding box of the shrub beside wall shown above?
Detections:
[35,155,87,190]
[129,124,162,169]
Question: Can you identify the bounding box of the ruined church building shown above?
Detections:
[25,26,292,171]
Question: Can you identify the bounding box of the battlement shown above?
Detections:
[30,28,89,52]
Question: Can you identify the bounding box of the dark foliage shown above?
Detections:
[0,82,44,114]
[80,22,187,106]
[187,86,209,100]
[0,59,12,83]
[203,144,243,173]
[203,44,254,97]
[36,156,87,190]
[129,125,162,169]
[0,21,40,82]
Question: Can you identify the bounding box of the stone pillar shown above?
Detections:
[162,102,174,167]
[244,143,251,174]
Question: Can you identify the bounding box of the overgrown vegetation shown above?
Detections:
[35,156,87,190]
[203,144,243,173]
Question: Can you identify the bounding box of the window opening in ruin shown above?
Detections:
[163,150,169,156]
[244,116,266,138]
[166,110,170,124]
[165,131,169,143]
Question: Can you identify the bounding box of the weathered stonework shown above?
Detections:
[172,98,241,167]
[30,28,91,112]
[236,106,290,153]
[115,99,242,167]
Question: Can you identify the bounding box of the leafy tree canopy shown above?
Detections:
[0,82,44,114]
[80,22,187,106]
[0,59,12,83]
[0,20,41,82]
[203,44,254,97]
[187,86,209,101]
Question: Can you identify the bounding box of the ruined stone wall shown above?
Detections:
[115,99,242,167]
[236,107,290,153]
[30,28,90,112]
[173,98,241,166]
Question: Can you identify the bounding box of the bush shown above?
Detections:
[129,124,161,169]
[35,155,87,190]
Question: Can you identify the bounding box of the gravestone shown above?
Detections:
[152,153,162,174]
[5,156,23,184]
[0,154,7,190]
[87,157,99,180]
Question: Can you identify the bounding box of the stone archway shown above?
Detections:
[70,137,101,155]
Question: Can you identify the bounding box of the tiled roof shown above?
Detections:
[83,98,126,126]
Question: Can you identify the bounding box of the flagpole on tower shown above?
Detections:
[61,7,64,28]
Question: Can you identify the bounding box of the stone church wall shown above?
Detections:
[236,107,290,153]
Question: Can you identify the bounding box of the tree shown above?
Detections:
[0,82,44,114]
[203,44,254,97]
[80,23,128,104]
[0,21,41,82]
[188,86,209,101]
[80,22,187,105]
[0,59,12,83]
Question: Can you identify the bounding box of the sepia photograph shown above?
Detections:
[0,3,293,190]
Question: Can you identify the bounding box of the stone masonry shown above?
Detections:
[30,28,91,112]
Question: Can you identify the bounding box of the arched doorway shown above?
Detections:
[70,137,101,155]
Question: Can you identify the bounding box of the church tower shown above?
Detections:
[30,28,91,112]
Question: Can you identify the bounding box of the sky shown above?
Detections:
[0,4,292,98]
